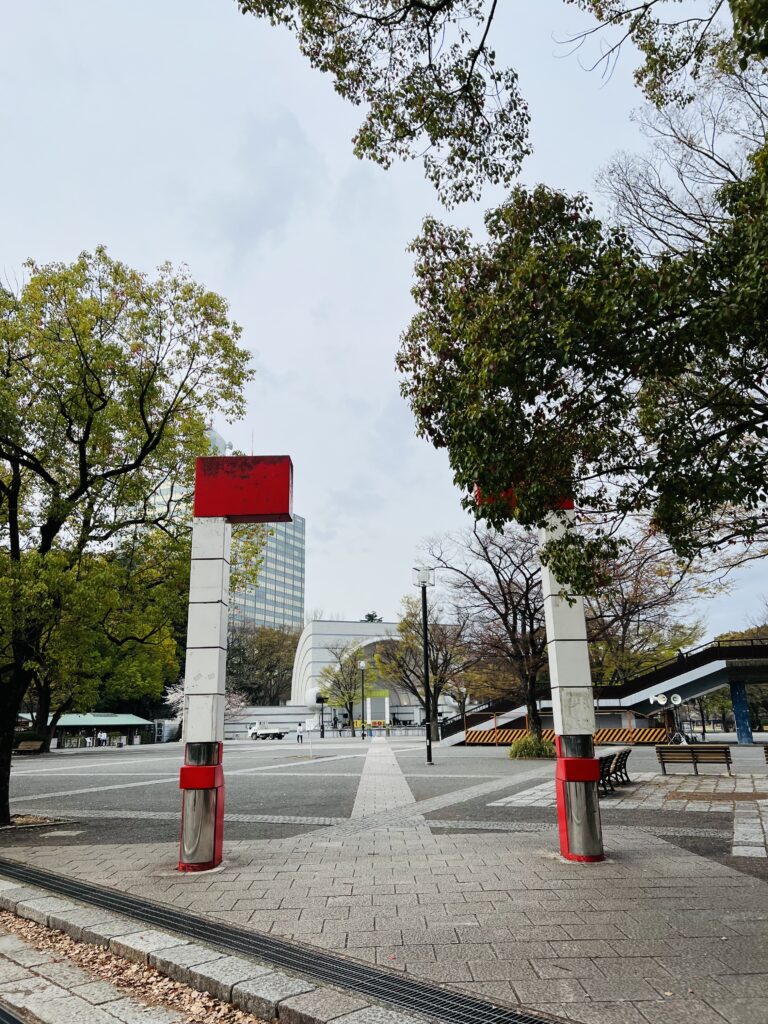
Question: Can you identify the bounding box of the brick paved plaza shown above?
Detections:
[4,737,768,1024]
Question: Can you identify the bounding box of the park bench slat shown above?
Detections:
[597,747,632,795]
[656,744,731,775]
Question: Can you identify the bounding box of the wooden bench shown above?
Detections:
[14,740,44,755]
[597,747,632,795]
[763,745,768,763]
[656,744,732,775]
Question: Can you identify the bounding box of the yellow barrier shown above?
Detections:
[465,727,667,746]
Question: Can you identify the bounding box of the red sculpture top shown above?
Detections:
[193,456,293,523]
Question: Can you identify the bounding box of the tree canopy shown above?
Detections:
[397,143,768,590]
[237,2,768,204]
[0,248,252,820]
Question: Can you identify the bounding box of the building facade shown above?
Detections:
[230,514,306,632]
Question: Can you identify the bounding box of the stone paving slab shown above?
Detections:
[7,739,768,1024]
[0,925,183,1023]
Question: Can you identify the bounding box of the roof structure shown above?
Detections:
[19,713,153,728]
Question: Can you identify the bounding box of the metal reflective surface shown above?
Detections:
[185,742,219,766]
[180,789,216,864]
[564,780,603,857]
[560,735,594,758]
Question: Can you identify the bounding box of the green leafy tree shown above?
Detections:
[235,3,768,204]
[361,611,382,622]
[375,596,476,740]
[398,152,768,592]
[226,625,301,705]
[0,248,251,823]
[319,642,367,736]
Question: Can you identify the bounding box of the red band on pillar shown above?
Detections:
[179,765,224,789]
[555,757,600,783]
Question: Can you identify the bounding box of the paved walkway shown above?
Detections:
[0,927,182,1023]
[4,739,768,1024]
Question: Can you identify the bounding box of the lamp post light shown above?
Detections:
[412,567,435,766]
[358,660,367,740]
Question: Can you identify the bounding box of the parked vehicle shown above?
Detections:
[247,721,287,741]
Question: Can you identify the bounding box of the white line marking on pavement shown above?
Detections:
[732,801,768,858]
[351,738,422,820]
[11,750,314,776]
[10,752,367,804]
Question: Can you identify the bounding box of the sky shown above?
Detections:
[1,0,763,637]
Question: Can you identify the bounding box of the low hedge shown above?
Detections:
[508,734,557,759]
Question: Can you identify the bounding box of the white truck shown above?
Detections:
[247,721,287,741]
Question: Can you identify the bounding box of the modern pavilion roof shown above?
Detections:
[19,713,153,728]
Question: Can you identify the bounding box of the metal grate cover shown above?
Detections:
[0,1003,23,1024]
[0,856,564,1024]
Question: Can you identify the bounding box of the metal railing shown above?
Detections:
[441,637,768,741]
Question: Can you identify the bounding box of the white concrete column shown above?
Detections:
[539,509,603,861]
[183,517,231,743]
[365,697,372,727]
[384,694,390,725]
[539,512,596,738]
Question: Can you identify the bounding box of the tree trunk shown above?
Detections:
[697,698,706,739]
[0,679,30,825]
[46,704,71,753]
[431,691,440,741]
[526,679,542,739]
[33,681,52,751]
[346,701,355,737]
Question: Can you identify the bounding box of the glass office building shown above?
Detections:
[230,515,306,632]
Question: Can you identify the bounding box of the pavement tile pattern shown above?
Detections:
[4,738,768,1024]
[0,928,183,1023]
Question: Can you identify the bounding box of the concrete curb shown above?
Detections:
[0,875,428,1024]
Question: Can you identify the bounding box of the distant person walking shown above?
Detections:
[297,723,304,744]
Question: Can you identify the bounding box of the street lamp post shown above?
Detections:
[413,567,435,766]
[317,695,326,739]
[358,660,366,740]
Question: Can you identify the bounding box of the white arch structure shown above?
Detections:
[290,619,399,706]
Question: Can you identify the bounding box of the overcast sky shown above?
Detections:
[1,1,763,637]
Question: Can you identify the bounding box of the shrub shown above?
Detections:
[508,734,556,759]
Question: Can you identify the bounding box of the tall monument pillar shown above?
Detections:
[178,455,293,871]
[540,506,604,862]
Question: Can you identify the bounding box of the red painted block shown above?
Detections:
[555,756,600,783]
[194,456,293,523]
[179,764,224,790]
[473,484,574,512]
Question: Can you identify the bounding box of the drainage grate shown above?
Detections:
[0,856,562,1024]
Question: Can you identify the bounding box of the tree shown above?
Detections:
[361,611,382,622]
[319,643,366,736]
[375,596,476,740]
[0,248,251,823]
[25,530,186,750]
[427,527,548,737]
[238,0,528,205]
[397,155,768,592]
[428,523,717,735]
[598,63,768,256]
[226,625,300,705]
[236,3,767,205]
[585,530,714,686]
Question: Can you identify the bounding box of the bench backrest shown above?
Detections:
[656,744,731,762]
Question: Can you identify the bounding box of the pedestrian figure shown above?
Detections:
[297,723,304,744]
